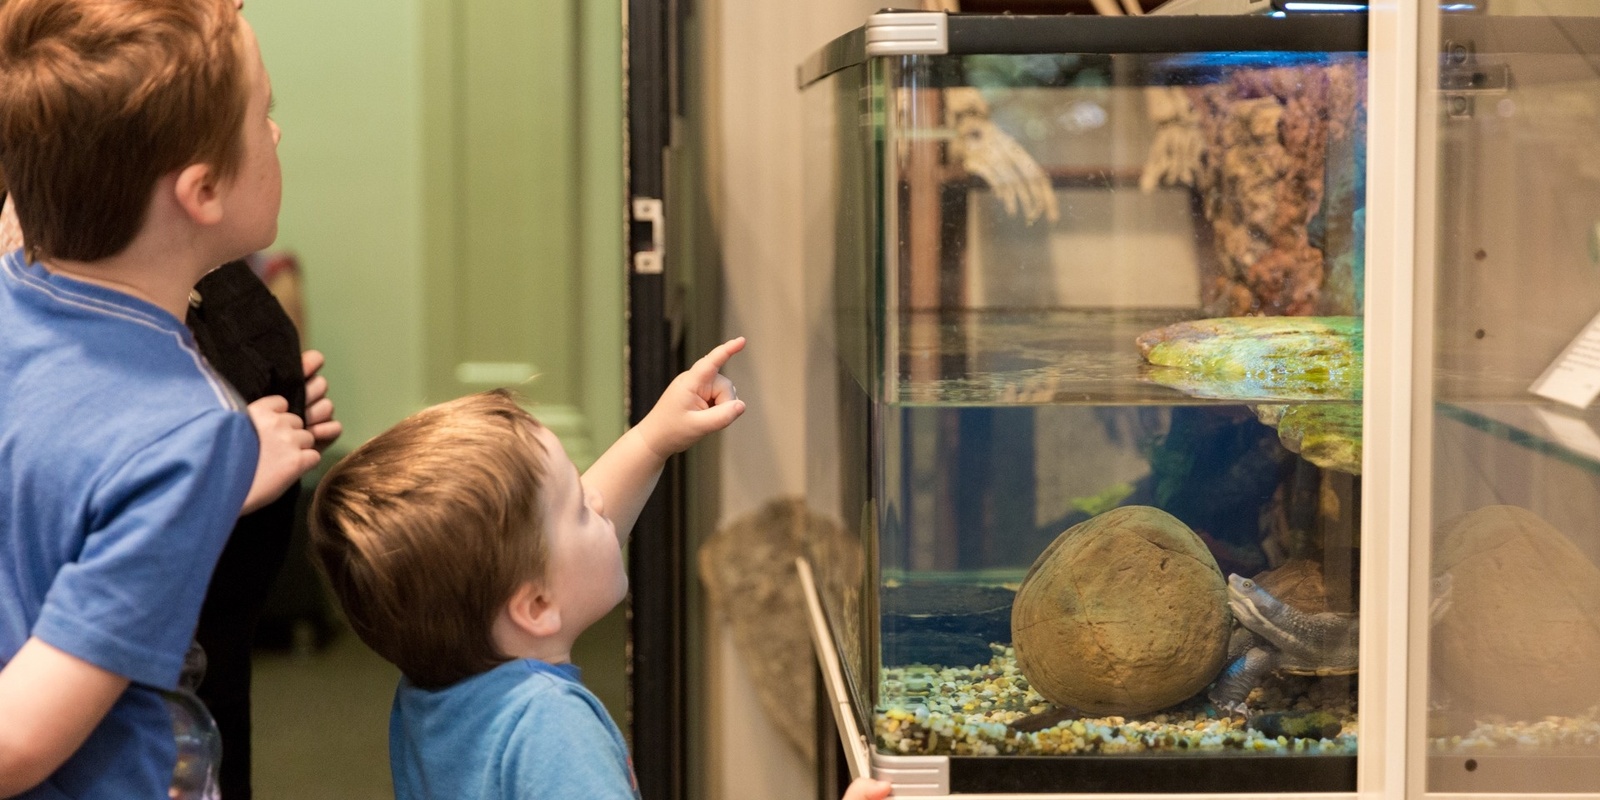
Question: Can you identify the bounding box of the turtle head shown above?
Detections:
[1227,573,1288,635]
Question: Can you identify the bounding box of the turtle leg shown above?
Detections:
[1209,645,1278,717]
[1225,625,1262,664]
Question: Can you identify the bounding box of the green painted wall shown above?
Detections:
[249,0,427,449]
[419,0,624,469]
[248,0,623,459]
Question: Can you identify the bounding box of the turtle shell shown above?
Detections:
[1252,559,1331,614]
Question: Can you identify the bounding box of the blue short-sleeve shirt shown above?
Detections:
[0,250,258,799]
[391,659,640,800]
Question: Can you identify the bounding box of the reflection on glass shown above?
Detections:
[1424,6,1600,794]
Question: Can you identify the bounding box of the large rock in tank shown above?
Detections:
[1433,505,1600,717]
[1011,506,1231,716]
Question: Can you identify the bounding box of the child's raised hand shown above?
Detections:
[842,777,892,800]
[240,395,319,515]
[636,336,747,459]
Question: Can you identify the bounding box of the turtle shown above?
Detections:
[1208,560,1358,716]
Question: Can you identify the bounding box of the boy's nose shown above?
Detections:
[270,119,281,145]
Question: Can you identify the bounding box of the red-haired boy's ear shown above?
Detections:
[504,581,562,639]
[171,163,225,227]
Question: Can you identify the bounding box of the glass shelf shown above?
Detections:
[1438,400,1600,476]
[896,308,1197,407]
[893,308,1360,407]
[893,310,1600,477]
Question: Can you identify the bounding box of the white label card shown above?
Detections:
[1530,310,1600,409]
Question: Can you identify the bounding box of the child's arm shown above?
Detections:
[582,337,746,544]
[843,777,893,800]
[0,638,129,796]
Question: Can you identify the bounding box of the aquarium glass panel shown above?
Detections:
[804,59,884,729]
[1424,6,1600,793]
[807,35,1368,783]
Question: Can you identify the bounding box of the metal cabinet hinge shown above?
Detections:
[631,197,664,275]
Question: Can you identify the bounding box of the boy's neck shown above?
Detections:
[490,609,578,667]
[42,234,223,322]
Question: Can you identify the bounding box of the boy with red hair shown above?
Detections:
[0,0,316,796]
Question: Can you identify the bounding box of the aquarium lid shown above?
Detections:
[799,10,1367,88]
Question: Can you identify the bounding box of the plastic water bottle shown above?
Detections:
[163,642,222,800]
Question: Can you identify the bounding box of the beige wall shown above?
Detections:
[701,2,910,798]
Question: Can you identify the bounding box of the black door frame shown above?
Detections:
[625,0,686,798]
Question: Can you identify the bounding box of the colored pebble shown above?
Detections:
[874,645,1359,757]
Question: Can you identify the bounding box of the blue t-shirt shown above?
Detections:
[391,659,640,800]
[0,250,258,799]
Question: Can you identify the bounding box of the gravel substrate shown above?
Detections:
[876,644,1358,757]
[1431,706,1600,751]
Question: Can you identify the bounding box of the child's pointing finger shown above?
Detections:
[693,336,746,375]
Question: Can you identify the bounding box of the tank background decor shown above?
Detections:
[882,583,1017,668]
[1011,506,1231,716]
[1184,61,1367,317]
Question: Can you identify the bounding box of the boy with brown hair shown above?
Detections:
[0,0,318,797]
[311,341,889,800]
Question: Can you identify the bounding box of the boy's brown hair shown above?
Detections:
[0,0,248,262]
[310,390,551,689]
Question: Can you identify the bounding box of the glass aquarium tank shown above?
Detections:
[799,8,1369,795]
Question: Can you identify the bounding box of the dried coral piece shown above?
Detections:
[1185,60,1366,316]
